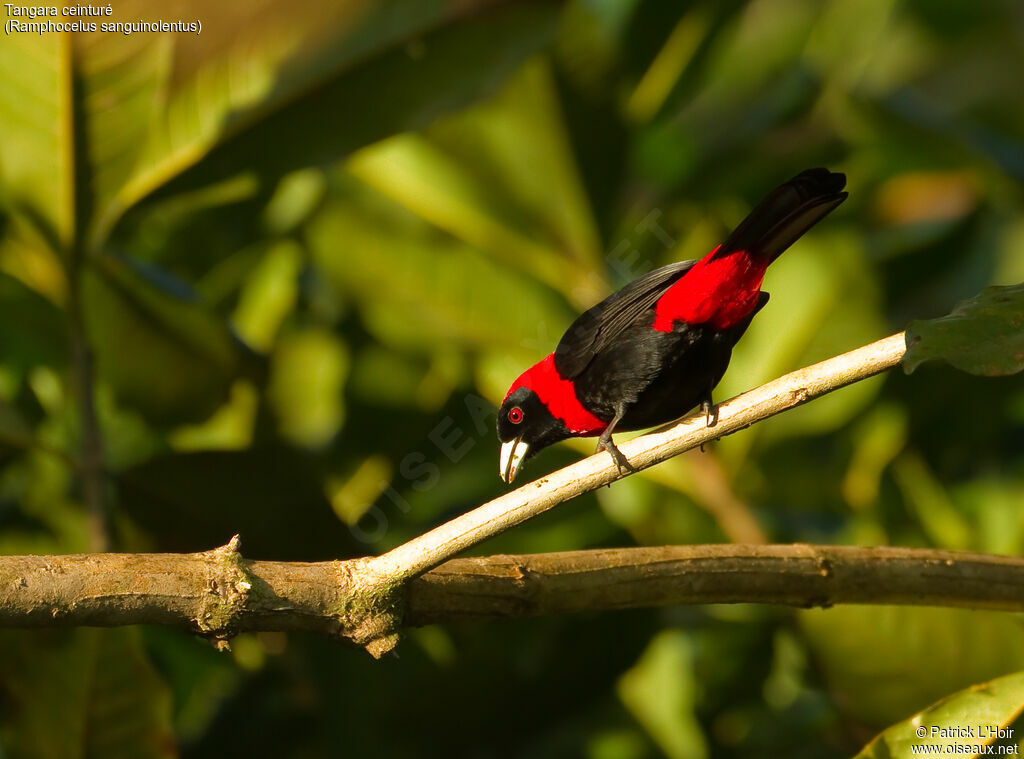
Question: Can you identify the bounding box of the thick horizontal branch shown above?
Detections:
[2,544,1023,638]
[0,539,353,639]
[406,545,1024,623]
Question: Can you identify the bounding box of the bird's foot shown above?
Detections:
[700,398,719,428]
[596,435,636,477]
[698,398,719,453]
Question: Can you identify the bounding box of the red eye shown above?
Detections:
[508,406,524,424]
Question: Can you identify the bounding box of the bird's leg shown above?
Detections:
[699,391,718,453]
[596,405,637,477]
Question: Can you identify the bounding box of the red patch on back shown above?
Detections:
[506,354,607,435]
[653,247,768,332]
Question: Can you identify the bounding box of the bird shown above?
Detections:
[497,168,848,483]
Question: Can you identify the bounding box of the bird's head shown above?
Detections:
[497,385,571,484]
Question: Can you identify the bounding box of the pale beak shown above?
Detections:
[499,437,529,483]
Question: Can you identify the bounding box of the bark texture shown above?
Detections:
[3,543,1023,642]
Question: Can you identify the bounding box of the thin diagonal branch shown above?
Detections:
[372,332,907,582]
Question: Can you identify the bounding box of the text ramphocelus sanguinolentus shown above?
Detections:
[497,168,848,483]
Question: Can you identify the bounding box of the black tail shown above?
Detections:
[716,168,847,262]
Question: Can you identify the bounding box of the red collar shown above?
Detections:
[507,354,607,435]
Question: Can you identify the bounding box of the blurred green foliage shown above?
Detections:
[0,0,1022,756]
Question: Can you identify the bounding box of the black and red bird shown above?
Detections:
[497,168,848,483]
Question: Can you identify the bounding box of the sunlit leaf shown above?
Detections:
[0,3,174,250]
[855,670,1024,758]
[904,283,1024,376]
[842,404,908,510]
[0,223,68,304]
[348,133,570,294]
[892,451,974,550]
[618,630,708,759]
[152,3,561,216]
[804,0,918,95]
[308,187,574,355]
[626,10,707,123]
[170,381,259,452]
[268,327,349,448]
[958,476,1024,557]
[263,168,328,235]
[349,58,605,303]
[231,240,302,352]
[0,32,73,247]
[112,0,552,236]
[0,0,554,252]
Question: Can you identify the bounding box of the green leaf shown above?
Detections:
[150,3,560,216]
[348,57,604,300]
[855,670,1024,758]
[268,326,350,448]
[0,5,172,250]
[892,452,975,550]
[618,630,708,759]
[0,0,555,252]
[0,271,65,370]
[230,240,302,352]
[0,628,175,759]
[83,255,248,425]
[904,282,1024,376]
[307,185,574,356]
[0,33,74,247]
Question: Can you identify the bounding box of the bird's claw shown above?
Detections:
[699,398,717,453]
[596,437,637,477]
[700,398,719,427]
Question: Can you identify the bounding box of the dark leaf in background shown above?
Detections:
[0,402,33,468]
[116,446,363,560]
[0,628,175,759]
[83,255,253,426]
[0,273,65,371]
[904,282,1024,376]
[188,613,659,759]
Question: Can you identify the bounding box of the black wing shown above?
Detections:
[553,260,696,379]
